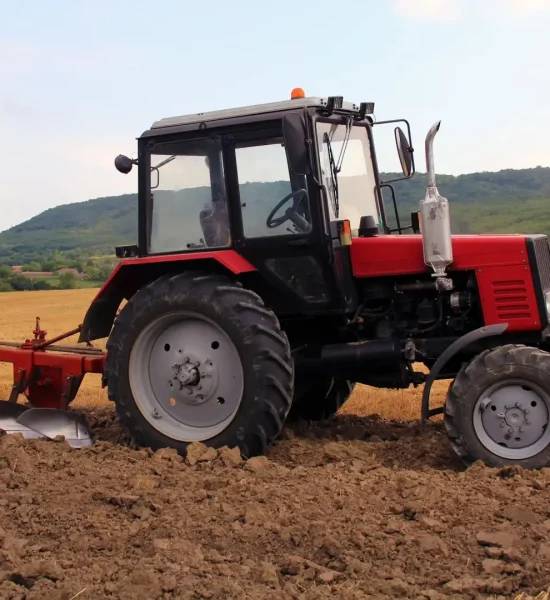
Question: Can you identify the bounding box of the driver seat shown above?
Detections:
[199,200,231,248]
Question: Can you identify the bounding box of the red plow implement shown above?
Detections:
[0,317,104,446]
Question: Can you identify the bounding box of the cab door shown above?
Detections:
[222,120,356,317]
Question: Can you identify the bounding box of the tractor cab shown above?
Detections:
[114,89,414,316]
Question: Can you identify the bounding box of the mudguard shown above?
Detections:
[79,250,256,343]
[421,323,509,422]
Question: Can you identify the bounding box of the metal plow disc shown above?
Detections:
[0,403,94,448]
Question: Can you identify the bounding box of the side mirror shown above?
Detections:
[114,154,135,174]
[395,127,413,178]
[282,112,311,176]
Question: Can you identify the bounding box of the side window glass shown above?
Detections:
[149,137,230,253]
[235,140,312,238]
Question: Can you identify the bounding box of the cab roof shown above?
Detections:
[149,96,363,130]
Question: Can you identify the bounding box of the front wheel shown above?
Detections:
[104,272,294,458]
[444,344,550,469]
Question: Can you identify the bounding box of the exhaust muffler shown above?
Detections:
[419,121,454,291]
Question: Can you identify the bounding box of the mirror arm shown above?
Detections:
[150,166,160,190]
[381,183,403,235]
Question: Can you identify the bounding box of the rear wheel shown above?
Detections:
[288,376,355,421]
[105,272,294,458]
[444,344,550,468]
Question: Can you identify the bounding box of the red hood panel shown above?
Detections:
[350,234,530,278]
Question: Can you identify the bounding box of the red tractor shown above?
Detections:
[1,89,550,469]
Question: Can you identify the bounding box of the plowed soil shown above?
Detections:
[2,290,550,599]
[1,407,550,600]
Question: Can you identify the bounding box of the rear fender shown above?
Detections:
[79,250,256,342]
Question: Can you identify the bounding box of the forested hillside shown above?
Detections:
[1,167,549,266]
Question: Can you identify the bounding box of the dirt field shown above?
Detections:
[0,289,549,600]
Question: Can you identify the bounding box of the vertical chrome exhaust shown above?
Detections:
[425,121,441,189]
[419,121,454,290]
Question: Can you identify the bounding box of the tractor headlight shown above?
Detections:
[545,291,550,318]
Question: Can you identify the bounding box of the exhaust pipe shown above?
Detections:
[419,121,453,291]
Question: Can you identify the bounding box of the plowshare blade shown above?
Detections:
[15,408,94,448]
[0,402,44,439]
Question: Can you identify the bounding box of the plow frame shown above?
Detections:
[0,318,106,409]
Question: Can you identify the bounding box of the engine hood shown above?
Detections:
[350,233,540,278]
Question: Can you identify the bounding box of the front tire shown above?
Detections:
[105,272,294,458]
[444,344,550,468]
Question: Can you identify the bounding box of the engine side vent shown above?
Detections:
[492,279,532,321]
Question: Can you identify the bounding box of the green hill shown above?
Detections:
[1,166,550,265]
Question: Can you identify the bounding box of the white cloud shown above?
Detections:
[490,0,550,15]
[394,0,463,22]
[395,0,550,21]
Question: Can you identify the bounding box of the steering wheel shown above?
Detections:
[266,189,309,231]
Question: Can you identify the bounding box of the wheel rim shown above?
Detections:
[473,378,550,460]
[128,311,244,442]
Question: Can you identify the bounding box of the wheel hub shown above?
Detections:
[173,359,201,387]
[475,380,550,457]
[168,353,218,407]
[504,406,525,428]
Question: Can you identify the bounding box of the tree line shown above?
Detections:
[0,251,116,292]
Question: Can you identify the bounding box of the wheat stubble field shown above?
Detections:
[0,289,549,600]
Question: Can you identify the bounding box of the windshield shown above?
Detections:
[316,121,379,233]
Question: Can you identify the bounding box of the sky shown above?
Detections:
[0,0,549,232]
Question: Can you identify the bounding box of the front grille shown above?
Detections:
[532,235,550,292]
[526,234,550,327]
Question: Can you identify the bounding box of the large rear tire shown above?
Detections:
[444,344,550,469]
[288,376,355,421]
[105,272,294,458]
